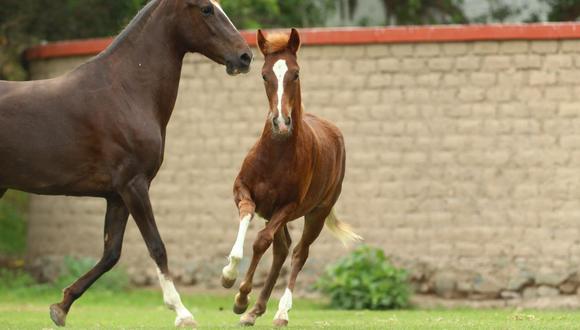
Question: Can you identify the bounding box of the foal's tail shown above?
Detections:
[325,209,363,247]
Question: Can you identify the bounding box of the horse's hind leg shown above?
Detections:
[119,178,196,328]
[240,225,291,326]
[273,208,328,327]
[49,195,129,327]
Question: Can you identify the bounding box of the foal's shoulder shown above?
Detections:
[303,112,343,138]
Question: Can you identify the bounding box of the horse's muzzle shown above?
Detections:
[226,52,252,76]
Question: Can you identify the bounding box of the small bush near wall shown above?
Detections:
[316,245,410,310]
[0,256,130,295]
[55,256,130,292]
[0,191,28,256]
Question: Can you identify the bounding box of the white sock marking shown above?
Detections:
[156,268,195,326]
[273,59,289,127]
[274,288,293,321]
[223,214,252,280]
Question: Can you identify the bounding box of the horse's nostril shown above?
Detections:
[240,52,252,66]
[272,118,279,128]
[286,117,292,126]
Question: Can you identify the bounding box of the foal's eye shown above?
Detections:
[262,74,268,82]
[293,72,300,81]
[201,5,214,16]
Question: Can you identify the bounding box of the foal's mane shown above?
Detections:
[262,33,290,55]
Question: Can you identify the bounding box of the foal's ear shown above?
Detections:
[257,29,268,56]
[288,28,301,54]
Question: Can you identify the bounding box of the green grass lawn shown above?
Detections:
[2,288,580,329]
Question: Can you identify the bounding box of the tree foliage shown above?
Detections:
[541,0,580,21]
[0,0,148,80]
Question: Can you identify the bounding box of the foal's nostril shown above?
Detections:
[285,117,292,126]
[240,52,252,67]
[272,118,279,128]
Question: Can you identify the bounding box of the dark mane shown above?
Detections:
[99,0,161,57]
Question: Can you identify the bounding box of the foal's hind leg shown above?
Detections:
[119,178,196,328]
[273,209,328,327]
[49,195,129,327]
[240,226,291,326]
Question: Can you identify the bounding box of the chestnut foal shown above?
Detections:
[220,29,362,327]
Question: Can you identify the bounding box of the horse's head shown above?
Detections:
[176,0,252,75]
[258,28,301,137]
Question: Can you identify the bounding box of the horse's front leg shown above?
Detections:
[50,195,129,327]
[233,204,295,318]
[119,177,196,328]
[221,181,256,288]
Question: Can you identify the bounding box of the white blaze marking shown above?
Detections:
[222,214,252,280]
[156,268,195,326]
[273,59,288,126]
[274,288,293,321]
[211,1,237,30]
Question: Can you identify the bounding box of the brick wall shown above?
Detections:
[24,26,580,300]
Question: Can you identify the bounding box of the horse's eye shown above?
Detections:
[262,74,268,82]
[294,72,300,81]
[201,5,214,16]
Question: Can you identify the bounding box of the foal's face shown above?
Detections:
[178,0,252,75]
[258,29,301,137]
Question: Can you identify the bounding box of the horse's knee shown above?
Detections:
[102,250,122,271]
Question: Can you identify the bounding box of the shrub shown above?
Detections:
[315,245,410,310]
[0,268,36,290]
[55,256,130,292]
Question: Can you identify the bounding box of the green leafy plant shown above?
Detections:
[315,245,410,310]
[0,191,28,255]
[0,268,36,290]
[55,256,130,292]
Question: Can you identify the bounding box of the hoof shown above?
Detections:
[239,314,257,327]
[233,293,249,315]
[175,315,197,328]
[221,275,236,289]
[273,319,288,327]
[49,304,67,327]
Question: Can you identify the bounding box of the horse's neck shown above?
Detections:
[98,0,185,128]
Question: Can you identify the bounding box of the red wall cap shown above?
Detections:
[25,23,580,61]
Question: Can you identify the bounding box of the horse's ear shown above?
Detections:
[257,29,268,56]
[288,28,301,54]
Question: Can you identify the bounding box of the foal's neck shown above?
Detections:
[99,0,185,129]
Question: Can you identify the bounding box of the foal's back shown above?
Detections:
[301,112,346,207]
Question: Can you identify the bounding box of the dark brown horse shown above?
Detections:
[220,29,361,327]
[0,0,251,327]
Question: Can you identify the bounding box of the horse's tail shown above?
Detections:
[325,209,363,247]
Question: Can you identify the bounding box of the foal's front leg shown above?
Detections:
[119,177,196,328]
[233,205,295,317]
[239,226,291,326]
[221,182,256,288]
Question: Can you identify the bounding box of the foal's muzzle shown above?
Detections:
[272,116,292,135]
